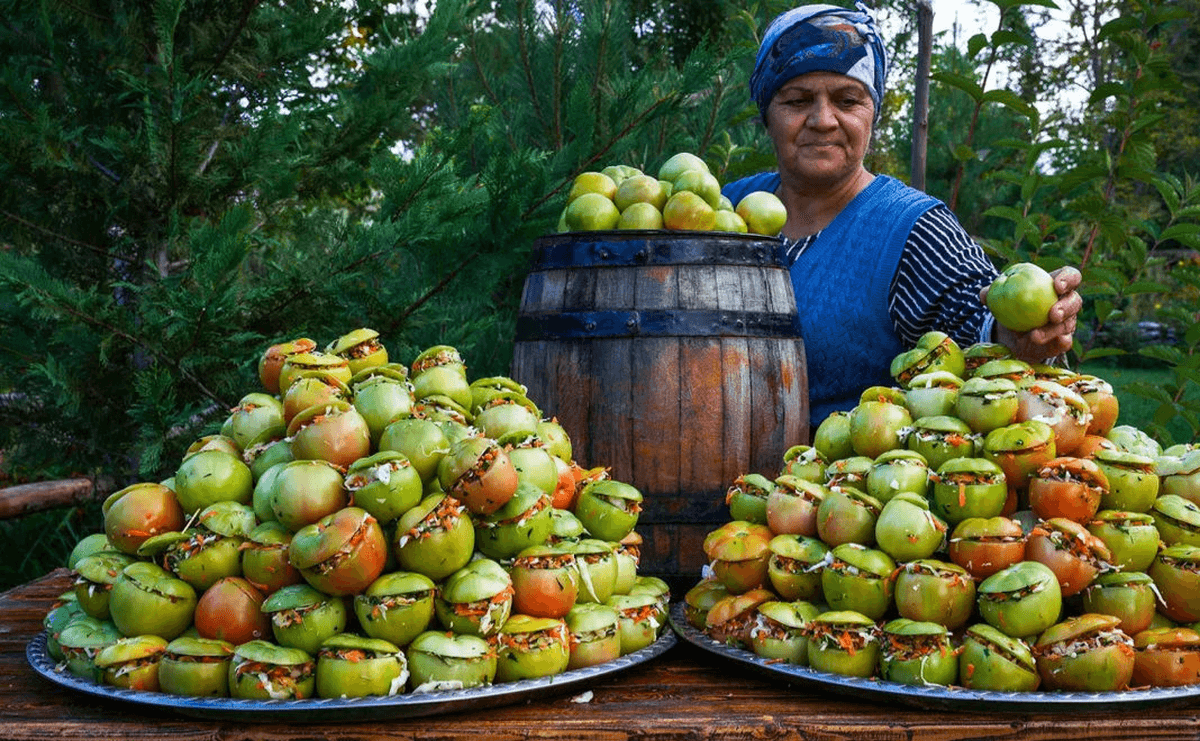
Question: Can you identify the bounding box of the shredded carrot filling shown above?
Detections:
[232,658,315,688]
[882,632,958,662]
[620,604,659,623]
[512,553,576,570]
[499,623,568,652]
[450,585,515,617]
[806,622,874,657]
[398,498,468,544]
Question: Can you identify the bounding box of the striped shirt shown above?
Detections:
[782,203,998,350]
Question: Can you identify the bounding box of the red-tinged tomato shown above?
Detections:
[1068,375,1119,437]
[1028,456,1109,523]
[102,482,185,556]
[287,401,372,471]
[289,507,389,597]
[510,545,579,618]
[1132,627,1200,687]
[1074,434,1118,460]
[438,437,520,516]
[815,486,882,547]
[550,456,578,510]
[767,477,828,536]
[1025,518,1112,598]
[282,374,350,426]
[705,589,774,649]
[1015,379,1092,457]
[193,577,270,645]
[1081,572,1158,637]
[948,516,1027,580]
[982,421,1057,507]
[702,521,773,594]
[1149,545,1200,623]
[258,338,317,395]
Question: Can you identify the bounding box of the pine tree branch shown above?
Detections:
[550,4,566,149]
[516,0,547,130]
[1,210,109,258]
[256,156,451,325]
[57,1,108,23]
[589,6,610,117]
[466,25,520,154]
[205,0,262,77]
[521,93,676,219]
[385,254,472,333]
[697,75,726,155]
[23,287,230,409]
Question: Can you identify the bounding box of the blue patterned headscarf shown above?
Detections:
[750,2,887,123]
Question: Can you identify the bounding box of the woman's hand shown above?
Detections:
[981,267,1083,363]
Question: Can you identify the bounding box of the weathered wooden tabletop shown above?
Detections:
[3,569,1199,740]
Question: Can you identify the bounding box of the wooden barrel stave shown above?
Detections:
[511,233,808,585]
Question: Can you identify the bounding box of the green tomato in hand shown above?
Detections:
[986,262,1058,332]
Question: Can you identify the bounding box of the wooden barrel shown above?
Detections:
[510,231,809,588]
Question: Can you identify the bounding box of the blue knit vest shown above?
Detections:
[723,173,939,428]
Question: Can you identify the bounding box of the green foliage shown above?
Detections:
[935,0,1199,446]
[0,0,766,498]
[0,504,101,591]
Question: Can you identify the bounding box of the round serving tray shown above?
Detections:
[27,629,676,722]
[668,602,1200,712]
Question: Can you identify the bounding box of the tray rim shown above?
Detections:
[26,628,677,722]
[667,601,1200,713]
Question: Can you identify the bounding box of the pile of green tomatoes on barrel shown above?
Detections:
[688,325,1200,693]
[45,329,668,700]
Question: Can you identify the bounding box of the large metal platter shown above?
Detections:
[27,629,676,722]
[668,602,1200,712]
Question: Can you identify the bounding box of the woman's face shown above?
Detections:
[765,71,874,192]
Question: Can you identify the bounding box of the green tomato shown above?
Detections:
[958,623,1040,691]
[228,640,315,700]
[315,634,408,699]
[159,636,235,697]
[986,262,1058,332]
[406,630,496,689]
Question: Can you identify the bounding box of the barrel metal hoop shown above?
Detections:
[514,309,798,340]
[533,233,787,269]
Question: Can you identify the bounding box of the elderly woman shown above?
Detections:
[722,2,1082,426]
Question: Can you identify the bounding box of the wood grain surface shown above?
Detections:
[3,570,1200,740]
[510,240,810,581]
[0,478,97,519]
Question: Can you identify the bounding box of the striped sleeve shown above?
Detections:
[888,204,998,349]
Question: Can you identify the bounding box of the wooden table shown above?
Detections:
[3,570,1199,740]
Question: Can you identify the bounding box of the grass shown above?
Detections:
[0,500,102,593]
[1079,361,1198,447]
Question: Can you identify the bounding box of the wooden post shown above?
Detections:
[911,0,933,192]
[0,479,97,519]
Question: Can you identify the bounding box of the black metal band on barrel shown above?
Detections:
[515,309,799,340]
[532,233,788,269]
